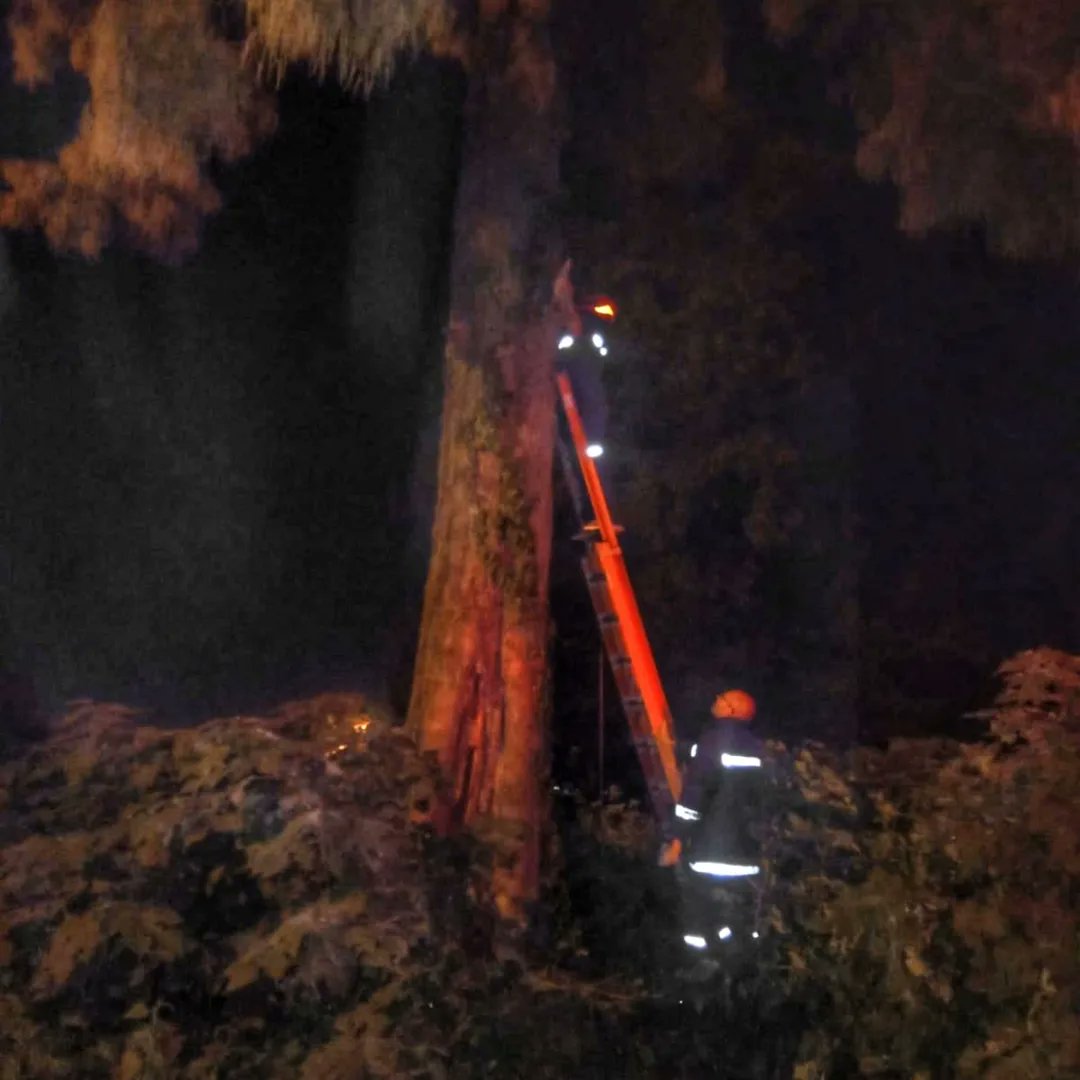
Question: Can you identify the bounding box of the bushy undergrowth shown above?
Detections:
[773,647,1080,1077]
[556,647,1080,1078]
[1,649,1077,1077]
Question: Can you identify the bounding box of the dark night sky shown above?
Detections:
[1,7,1078,771]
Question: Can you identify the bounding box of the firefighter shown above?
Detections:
[555,318,609,458]
[659,689,765,868]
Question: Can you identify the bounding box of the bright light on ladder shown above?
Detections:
[585,443,604,459]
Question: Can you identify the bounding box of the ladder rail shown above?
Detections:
[583,546,676,819]
[556,373,620,546]
[555,371,682,815]
[590,545,681,813]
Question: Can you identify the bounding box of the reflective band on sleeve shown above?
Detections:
[720,753,762,769]
[688,861,761,878]
[675,803,700,821]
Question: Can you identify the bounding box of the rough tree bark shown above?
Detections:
[407,1,572,922]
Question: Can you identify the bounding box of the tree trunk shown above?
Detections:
[407,3,569,922]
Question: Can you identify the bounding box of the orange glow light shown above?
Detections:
[591,301,617,320]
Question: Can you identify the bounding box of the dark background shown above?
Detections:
[2,7,1078,794]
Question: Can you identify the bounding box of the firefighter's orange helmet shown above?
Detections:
[711,689,756,721]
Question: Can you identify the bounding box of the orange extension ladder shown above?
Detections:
[556,371,682,827]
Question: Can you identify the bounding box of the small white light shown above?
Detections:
[717,926,733,941]
[558,335,575,350]
[683,934,707,950]
[675,803,700,821]
[751,931,760,939]
[721,753,762,769]
[598,346,609,357]
[689,861,761,878]
[591,332,604,349]
[690,743,698,758]
[585,443,603,459]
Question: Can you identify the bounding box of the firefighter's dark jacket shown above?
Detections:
[679,720,766,815]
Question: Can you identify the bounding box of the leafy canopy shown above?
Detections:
[764,0,1080,257]
[1,0,453,258]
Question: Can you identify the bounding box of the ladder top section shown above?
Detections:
[556,370,682,815]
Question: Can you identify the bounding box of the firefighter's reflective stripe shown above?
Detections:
[720,753,761,768]
[688,861,761,878]
[675,803,700,821]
